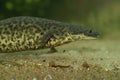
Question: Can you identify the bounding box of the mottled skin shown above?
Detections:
[0,17,99,53]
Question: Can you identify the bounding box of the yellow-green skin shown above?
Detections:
[0,17,99,53]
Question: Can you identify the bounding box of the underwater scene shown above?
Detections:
[0,0,120,80]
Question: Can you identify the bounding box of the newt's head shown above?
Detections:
[56,26,100,43]
[67,25,100,40]
[46,25,100,47]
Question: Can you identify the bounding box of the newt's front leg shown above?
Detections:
[40,30,58,53]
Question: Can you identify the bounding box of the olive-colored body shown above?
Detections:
[0,17,99,52]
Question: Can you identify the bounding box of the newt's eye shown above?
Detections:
[88,29,92,33]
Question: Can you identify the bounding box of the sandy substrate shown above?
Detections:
[0,38,120,80]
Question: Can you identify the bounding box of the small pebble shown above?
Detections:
[33,77,37,80]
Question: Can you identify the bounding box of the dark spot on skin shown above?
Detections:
[11,33,14,37]
[34,26,41,32]
[1,31,5,34]
[65,33,69,37]
[8,43,12,47]
[67,38,72,41]
[17,40,20,43]
[2,44,6,48]
[5,40,7,43]
[4,27,7,30]
[36,36,39,39]
[28,41,32,46]
[41,32,44,35]
[16,32,18,35]
[35,29,40,33]
[25,46,29,49]
[22,42,24,45]
[24,20,29,25]
[5,47,9,51]
[43,28,47,31]
[0,48,2,52]
[1,35,5,39]
[12,26,18,30]
[9,25,13,30]
[30,28,34,32]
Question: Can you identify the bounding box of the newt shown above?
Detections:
[0,16,99,53]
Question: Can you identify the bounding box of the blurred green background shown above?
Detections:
[0,0,120,37]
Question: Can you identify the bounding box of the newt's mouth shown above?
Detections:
[71,34,99,40]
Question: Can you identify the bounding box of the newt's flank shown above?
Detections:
[0,17,100,53]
